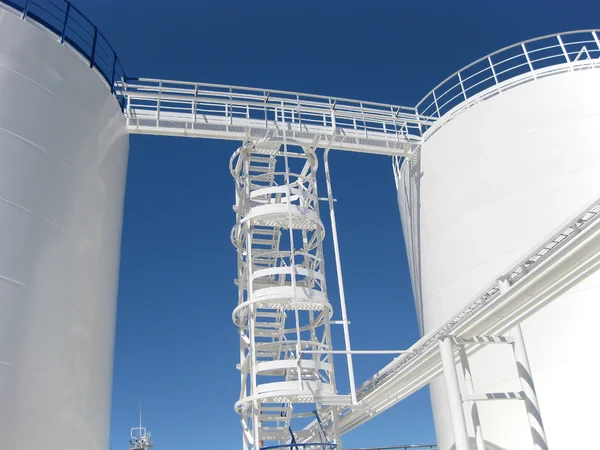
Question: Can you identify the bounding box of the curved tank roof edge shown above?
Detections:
[416,29,600,137]
[2,0,597,125]
[0,0,127,109]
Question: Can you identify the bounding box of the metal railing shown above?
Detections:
[345,446,437,450]
[2,0,126,108]
[416,30,600,136]
[120,78,429,152]
[354,197,600,400]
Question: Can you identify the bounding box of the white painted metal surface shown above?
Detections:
[120,78,428,156]
[416,30,600,137]
[3,2,600,448]
[303,193,600,441]
[231,135,348,450]
[0,6,129,450]
[399,55,600,448]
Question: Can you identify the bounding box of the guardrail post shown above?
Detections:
[521,43,536,79]
[229,86,233,125]
[21,0,31,19]
[60,2,71,44]
[457,72,468,105]
[110,52,117,94]
[556,34,570,67]
[438,336,470,450]
[488,56,500,94]
[89,27,98,68]
[593,31,600,54]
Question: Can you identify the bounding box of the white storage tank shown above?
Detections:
[397,32,600,449]
[0,5,129,450]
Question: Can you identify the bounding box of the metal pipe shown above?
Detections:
[438,337,469,450]
[301,350,411,355]
[457,345,485,450]
[324,147,357,405]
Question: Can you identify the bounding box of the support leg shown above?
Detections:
[511,325,549,450]
[457,345,485,450]
[439,337,470,450]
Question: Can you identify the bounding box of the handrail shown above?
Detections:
[4,0,599,143]
[1,0,127,109]
[300,191,600,439]
[260,444,337,450]
[416,30,600,135]
[354,198,600,399]
[345,446,437,450]
[120,77,429,138]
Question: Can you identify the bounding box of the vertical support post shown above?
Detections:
[110,51,117,94]
[521,43,536,79]
[360,102,367,138]
[243,151,261,450]
[488,56,500,93]
[281,102,303,385]
[264,91,269,130]
[592,31,600,56]
[249,307,260,450]
[21,0,30,19]
[457,345,485,450]
[457,72,467,103]
[331,406,342,448]
[126,82,132,123]
[556,34,570,65]
[415,107,423,136]
[192,84,198,126]
[497,277,549,450]
[60,2,71,44]
[89,27,98,68]
[438,336,470,450]
[324,147,357,405]
[511,325,549,450]
[156,81,162,127]
[229,86,234,125]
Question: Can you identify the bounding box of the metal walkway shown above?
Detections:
[301,196,600,438]
[119,78,428,156]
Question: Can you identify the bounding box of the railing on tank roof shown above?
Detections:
[416,30,600,136]
[1,0,127,108]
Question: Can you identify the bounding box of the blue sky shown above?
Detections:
[65,0,600,449]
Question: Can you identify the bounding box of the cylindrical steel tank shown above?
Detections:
[0,8,129,450]
[398,37,600,449]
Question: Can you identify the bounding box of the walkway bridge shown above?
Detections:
[119,78,427,156]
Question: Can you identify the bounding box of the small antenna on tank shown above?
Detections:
[129,399,153,449]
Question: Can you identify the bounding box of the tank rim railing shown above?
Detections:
[0,0,127,109]
[416,29,600,137]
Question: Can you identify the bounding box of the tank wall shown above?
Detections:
[0,9,129,450]
[399,68,600,449]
